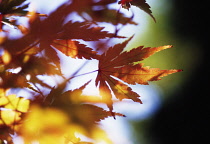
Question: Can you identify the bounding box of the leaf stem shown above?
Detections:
[66,69,98,81]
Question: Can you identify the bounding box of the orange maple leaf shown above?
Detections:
[95,36,182,112]
[51,39,99,60]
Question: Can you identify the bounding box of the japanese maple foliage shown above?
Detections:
[0,0,181,143]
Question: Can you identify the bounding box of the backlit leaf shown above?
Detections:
[95,36,181,110]
[106,77,142,103]
[2,94,30,113]
[113,63,182,85]
[52,39,99,60]
[109,45,173,68]
[75,104,125,122]
[0,110,21,126]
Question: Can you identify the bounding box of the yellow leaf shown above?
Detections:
[0,90,30,128]
[0,110,21,125]
[16,97,30,113]
[0,88,10,106]
[3,95,30,113]
[0,94,8,106]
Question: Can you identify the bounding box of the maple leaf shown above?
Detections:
[51,39,99,60]
[77,104,125,122]
[119,0,156,22]
[95,36,182,112]
[59,21,123,41]
[45,81,125,130]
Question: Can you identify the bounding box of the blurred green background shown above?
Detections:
[128,1,200,97]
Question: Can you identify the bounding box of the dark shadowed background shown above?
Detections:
[131,1,209,143]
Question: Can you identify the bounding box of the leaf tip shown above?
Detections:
[163,45,173,49]
[177,69,183,72]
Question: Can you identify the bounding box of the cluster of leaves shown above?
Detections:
[0,0,181,143]
[0,0,46,33]
[0,0,29,28]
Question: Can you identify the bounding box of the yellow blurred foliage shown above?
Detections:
[0,88,113,143]
[1,50,11,65]
[19,105,113,144]
[19,105,85,144]
[0,89,30,126]
[91,127,113,144]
